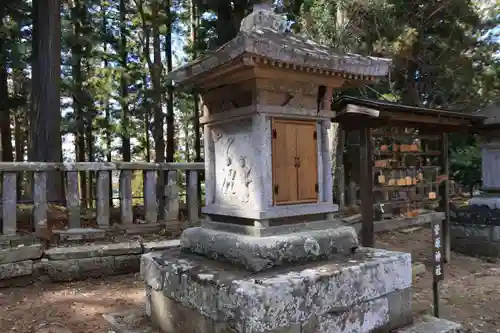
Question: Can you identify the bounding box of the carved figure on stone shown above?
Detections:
[212,129,223,142]
[238,156,252,203]
[221,137,236,196]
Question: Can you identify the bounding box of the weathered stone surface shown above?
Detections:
[166,11,391,87]
[0,274,36,288]
[180,226,359,272]
[141,247,411,333]
[44,259,80,282]
[202,219,344,237]
[45,242,142,260]
[303,297,388,333]
[451,204,500,226]
[0,260,33,279]
[387,288,413,330]
[451,235,500,257]
[150,288,215,333]
[78,256,115,278]
[52,228,106,242]
[44,256,116,281]
[142,240,180,253]
[491,226,500,241]
[140,252,165,290]
[394,315,463,333]
[450,223,500,257]
[412,263,426,278]
[114,255,141,275]
[0,245,43,264]
[103,309,158,333]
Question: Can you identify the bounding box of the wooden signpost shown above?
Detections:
[432,218,444,317]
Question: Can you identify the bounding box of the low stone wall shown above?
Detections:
[450,223,500,257]
[450,204,500,257]
[0,239,180,287]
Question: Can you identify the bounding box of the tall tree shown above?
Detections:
[166,0,175,162]
[120,0,131,161]
[30,0,64,201]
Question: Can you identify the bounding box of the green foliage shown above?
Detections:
[450,143,482,189]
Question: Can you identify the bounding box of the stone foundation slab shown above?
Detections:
[140,247,412,333]
[394,315,463,333]
[180,226,359,272]
[450,222,500,257]
[104,310,464,333]
[0,240,180,287]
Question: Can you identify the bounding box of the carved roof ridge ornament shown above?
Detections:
[166,1,393,88]
[240,0,288,34]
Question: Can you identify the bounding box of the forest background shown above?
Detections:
[0,0,499,203]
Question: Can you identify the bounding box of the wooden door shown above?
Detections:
[272,120,298,204]
[296,121,318,202]
[272,119,318,205]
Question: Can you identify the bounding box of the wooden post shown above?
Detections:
[336,126,346,210]
[359,127,374,247]
[440,132,451,263]
[348,181,357,207]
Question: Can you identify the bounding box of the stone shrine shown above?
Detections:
[140,2,464,333]
[470,104,500,208]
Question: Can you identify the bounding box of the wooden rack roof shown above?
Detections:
[332,96,486,132]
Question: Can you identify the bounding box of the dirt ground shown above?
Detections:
[1,227,500,333]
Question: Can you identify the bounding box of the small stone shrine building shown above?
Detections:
[470,104,500,208]
[140,2,465,333]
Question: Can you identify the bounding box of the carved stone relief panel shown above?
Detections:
[482,146,500,189]
[212,119,256,207]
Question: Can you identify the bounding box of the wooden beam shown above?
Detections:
[336,126,346,210]
[382,111,467,126]
[439,132,451,263]
[359,127,374,247]
[252,66,345,88]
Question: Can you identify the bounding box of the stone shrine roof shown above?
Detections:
[166,5,392,87]
[475,104,500,127]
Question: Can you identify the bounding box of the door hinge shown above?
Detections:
[273,184,279,195]
[272,128,277,139]
[313,131,317,140]
[314,183,319,193]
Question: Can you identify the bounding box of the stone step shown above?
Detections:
[393,315,464,333]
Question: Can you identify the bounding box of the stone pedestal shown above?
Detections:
[141,247,413,333]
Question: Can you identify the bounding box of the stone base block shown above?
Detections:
[180,226,359,272]
[450,223,500,257]
[52,228,106,243]
[141,247,412,333]
[0,244,43,264]
[201,218,344,237]
[394,315,463,333]
[469,195,500,209]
